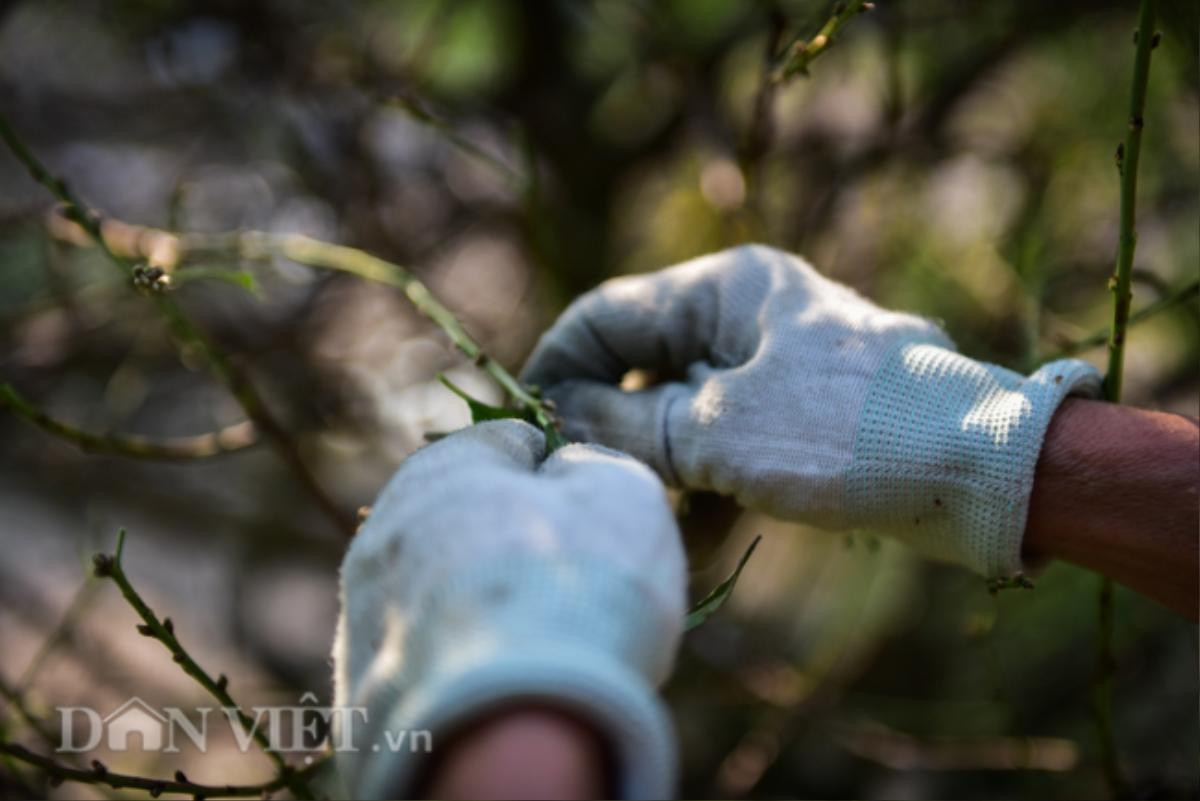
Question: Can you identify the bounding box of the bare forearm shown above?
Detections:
[1025,398,1199,618]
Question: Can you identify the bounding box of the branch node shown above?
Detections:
[91,553,114,578]
[132,263,172,293]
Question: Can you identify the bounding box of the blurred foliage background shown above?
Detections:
[0,0,1196,798]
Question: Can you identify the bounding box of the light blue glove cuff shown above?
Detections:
[846,341,1102,579]
[345,558,679,800]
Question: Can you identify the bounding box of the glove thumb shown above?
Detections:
[545,379,694,485]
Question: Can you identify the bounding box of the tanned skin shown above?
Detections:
[420,706,610,800]
[1024,398,1199,619]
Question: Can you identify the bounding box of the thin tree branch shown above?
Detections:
[740,7,787,210]
[0,677,60,753]
[15,577,99,694]
[1104,0,1159,402]
[383,94,523,186]
[771,0,874,84]
[1094,2,1158,797]
[92,530,315,800]
[0,675,113,797]
[0,113,354,539]
[0,579,100,769]
[0,116,128,273]
[0,741,327,799]
[0,384,258,460]
[1048,278,1197,360]
[49,220,565,446]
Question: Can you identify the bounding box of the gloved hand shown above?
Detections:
[522,244,1102,579]
[332,420,685,799]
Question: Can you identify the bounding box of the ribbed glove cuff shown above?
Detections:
[342,559,680,799]
[351,644,677,799]
[846,342,1102,578]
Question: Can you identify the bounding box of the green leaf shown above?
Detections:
[685,535,762,631]
[437,374,570,453]
[438,374,527,423]
[541,423,569,453]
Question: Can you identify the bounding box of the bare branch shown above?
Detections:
[92,530,316,800]
[50,219,565,449]
[1094,2,1159,797]
[0,741,328,799]
[0,384,258,460]
[771,0,874,84]
[0,113,353,538]
[1049,278,1197,360]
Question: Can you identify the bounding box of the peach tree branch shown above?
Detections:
[50,219,567,450]
[1094,2,1159,797]
[0,741,328,799]
[0,112,353,538]
[92,530,316,800]
[1050,278,1196,360]
[771,0,874,84]
[0,384,258,460]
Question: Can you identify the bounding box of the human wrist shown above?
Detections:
[1025,399,1200,614]
[420,705,611,800]
[1027,399,1195,554]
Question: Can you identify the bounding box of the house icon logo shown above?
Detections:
[102,697,167,752]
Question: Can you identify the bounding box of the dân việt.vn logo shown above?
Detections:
[56,693,432,758]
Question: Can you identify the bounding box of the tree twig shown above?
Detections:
[0,677,113,799]
[739,8,788,212]
[0,113,354,539]
[0,384,258,460]
[0,677,61,753]
[49,220,564,446]
[2,579,103,764]
[15,577,99,693]
[241,234,559,433]
[0,741,328,799]
[383,94,523,186]
[92,530,315,800]
[0,580,103,782]
[771,0,874,84]
[1104,0,1159,401]
[1048,278,1198,360]
[1094,1,1158,796]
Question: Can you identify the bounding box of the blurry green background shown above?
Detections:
[0,0,1196,798]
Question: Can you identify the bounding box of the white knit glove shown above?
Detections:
[522,244,1102,579]
[331,420,685,799]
